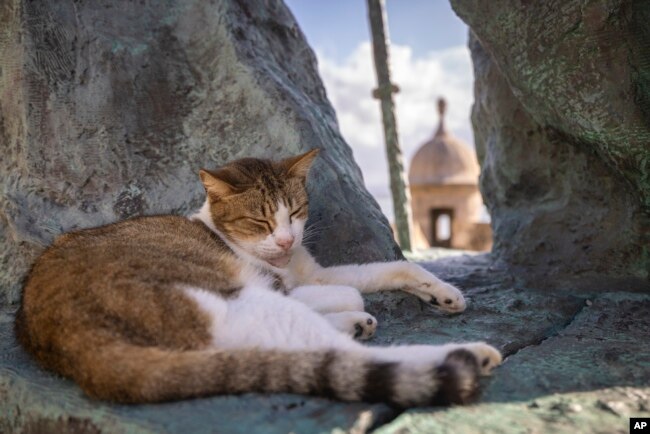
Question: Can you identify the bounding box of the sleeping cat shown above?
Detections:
[16,149,502,407]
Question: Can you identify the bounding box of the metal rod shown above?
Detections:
[366,0,412,251]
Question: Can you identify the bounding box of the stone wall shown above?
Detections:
[0,0,400,305]
[450,0,650,280]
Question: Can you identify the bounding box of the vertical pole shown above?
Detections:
[366,0,412,251]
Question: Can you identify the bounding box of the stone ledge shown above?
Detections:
[376,387,650,434]
[1,257,647,433]
[376,291,650,433]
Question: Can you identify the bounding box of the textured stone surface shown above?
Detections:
[367,255,585,357]
[449,0,650,279]
[376,387,650,434]
[0,0,399,305]
[6,257,648,433]
[484,292,650,403]
[375,283,650,434]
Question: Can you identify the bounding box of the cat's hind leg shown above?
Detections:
[289,285,377,339]
[289,285,365,313]
[185,285,361,351]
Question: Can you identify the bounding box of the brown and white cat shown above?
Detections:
[16,149,502,407]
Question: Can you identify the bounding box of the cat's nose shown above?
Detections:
[275,236,294,251]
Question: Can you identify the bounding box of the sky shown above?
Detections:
[284,0,475,220]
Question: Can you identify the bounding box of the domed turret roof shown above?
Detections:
[408,98,480,186]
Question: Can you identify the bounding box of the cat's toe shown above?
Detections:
[426,294,465,313]
[406,277,466,313]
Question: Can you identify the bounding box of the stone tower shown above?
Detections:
[408,98,491,251]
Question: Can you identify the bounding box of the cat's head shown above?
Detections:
[198,149,319,268]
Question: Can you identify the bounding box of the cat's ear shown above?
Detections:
[282,149,320,181]
[199,169,236,200]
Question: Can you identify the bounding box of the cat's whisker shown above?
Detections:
[301,231,326,244]
[301,224,332,238]
[302,230,321,238]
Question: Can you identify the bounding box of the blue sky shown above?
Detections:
[284,1,475,220]
[285,0,468,62]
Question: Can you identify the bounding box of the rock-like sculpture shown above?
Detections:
[450,0,650,280]
[0,0,400,304]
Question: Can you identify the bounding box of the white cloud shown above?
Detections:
[316,42,475,219]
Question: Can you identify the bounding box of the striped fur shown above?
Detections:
[16,150,500,407]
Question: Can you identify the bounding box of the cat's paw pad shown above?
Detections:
[416,282,466,313]
[401,264,466,313]
[353,313,377,340]
[461,343,502,375]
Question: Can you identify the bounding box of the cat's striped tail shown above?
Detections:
[59,339,481,407]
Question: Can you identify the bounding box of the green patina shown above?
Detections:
[454,0,650,278]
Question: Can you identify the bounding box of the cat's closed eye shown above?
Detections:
[289,208,303,221]
[244,217,272,233]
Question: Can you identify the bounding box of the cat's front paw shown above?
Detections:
[324,311,377,340]
[403,264,466,313]
[423,280,466,313]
